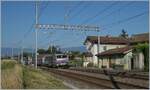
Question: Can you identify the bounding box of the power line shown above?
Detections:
[80,1,118,24]
[38,1,85,50]
[90,1,134,24]
[102,11,148,30]
[38,31,55,44]
[16,2,49,47]
[68,2,90,21]
[65,1,84,19]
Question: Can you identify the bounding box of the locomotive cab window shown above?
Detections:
[57,55,62,58]
[62,55,67,58]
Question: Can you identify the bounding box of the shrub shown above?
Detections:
[87,62,94,67]
[1,60,17,70]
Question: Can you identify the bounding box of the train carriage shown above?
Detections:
[43,54,69,67]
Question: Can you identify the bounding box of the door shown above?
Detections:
[131,58,134,70]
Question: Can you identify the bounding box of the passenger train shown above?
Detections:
[37,54,69,68]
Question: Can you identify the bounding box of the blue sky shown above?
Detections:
[2,1,149,49]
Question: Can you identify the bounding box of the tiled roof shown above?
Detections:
[84,33,149,45]
[130,33,149,43]
[96,46,133,57]
[84,36,129,45]
[82,52,93,57]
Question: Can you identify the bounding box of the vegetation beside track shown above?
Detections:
[23,66,68,89]
[1,60,68,89]
[1,60,23,89]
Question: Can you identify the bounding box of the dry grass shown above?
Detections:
[23,67,68,89]
[1,60,23,89]
[1,59,68,89]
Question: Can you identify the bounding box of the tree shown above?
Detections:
[69,51,81,60]
[37,49,46,54]
[119,29,128,38]
[46,45,62,54]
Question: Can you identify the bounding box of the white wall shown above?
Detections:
[134,52,144,70]
[123,51,132,70]
[91,44,126,68]
[85,41,127,68]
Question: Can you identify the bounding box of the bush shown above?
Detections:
[1,60,17,70]
[68,59,83,67]
[87,62,94,67]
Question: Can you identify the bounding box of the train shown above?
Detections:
[37,54,69,68]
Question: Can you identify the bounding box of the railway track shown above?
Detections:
[40,67,149,89]
[69,67,149,80]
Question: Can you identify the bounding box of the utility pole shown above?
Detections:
[18,50,20,62]
[32,47,34,65]
[34,2,100,69]
[97,31,100,68]
[11,47,14,60]
[35,1,38,69]
[21,46,24,64]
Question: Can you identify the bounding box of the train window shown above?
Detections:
[57,55,62,58]
[62,55,67,58]
[56,55,67,58]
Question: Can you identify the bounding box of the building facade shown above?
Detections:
[84,36,128,68]
[84,33,149,70]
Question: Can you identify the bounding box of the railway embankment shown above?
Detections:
[1,60,68,89]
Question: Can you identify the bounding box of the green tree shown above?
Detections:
[119,29,128,38]
[37,49,46,54]
[23,52,32,57]
[68,51,84,67]
[46,45,62,54]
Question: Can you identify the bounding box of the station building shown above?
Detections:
[83,33,149,70]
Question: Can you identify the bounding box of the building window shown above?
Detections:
[103,46,107,51]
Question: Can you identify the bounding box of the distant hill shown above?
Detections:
[61,46,87,52]
[1,46,87,57]
[1,47,34,57]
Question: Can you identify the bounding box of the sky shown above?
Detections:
[1,1,149,49]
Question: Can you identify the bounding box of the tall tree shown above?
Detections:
[37,49,46,54]
[119,29,128,38]
[46,45,58,54]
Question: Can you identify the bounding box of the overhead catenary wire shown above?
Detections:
[39,2,85,49]
[65,1,84,19]
[13,1,49,65]
[16,2,49,49]
[67,2,90,21]
[71,1,118,46]
[13,1,148,55]
[102,11,148,30]
[90,1,134,24]
[37,1,83,49]
[80,1,118,24]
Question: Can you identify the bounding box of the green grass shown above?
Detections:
[1,60,17,70]
[1,59,68,89]
[23,67,68,89]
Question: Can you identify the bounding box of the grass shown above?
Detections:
[1,60,23,89]
[1,59,17,70]
[1,59,68,89]
[23,66,68,89]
